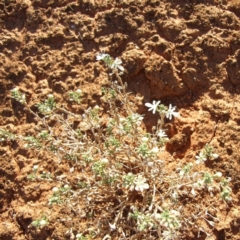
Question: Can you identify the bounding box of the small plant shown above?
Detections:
[0,128,15,142]
[48,187,63,205]
[48,185,72,205]
[37,94,56,115]
[92,158,109,176]
[31,215,49,228]
[10,87,26,104]
[220,177,232,201]
[155,209,181,229]
[178,163,193,178]
[39,171,52,179]
[23,136,42,149]
[27,165,52,181]
[68,89,82,104]
[130,210,154,231]
[196,144,218,164]
[4,53,232,239]
[27,165,39,180]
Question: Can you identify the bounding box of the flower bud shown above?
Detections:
[191,188,197,197]
[141,137,148,142]
[39,219,47,227]
[100,158,109,164]
[215,172,222,178]
[151,147,159,154]
[52,187,59,192]
[211,153,219,159]
[33,165,38,171]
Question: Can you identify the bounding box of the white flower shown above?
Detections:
[196,151,207,164]
[109,222,116,231]
[145,100,161,114]
[134,175,149,192]
[157,129,168,139]
[96,52,108,61]
[165,104,180,120]
[111,57,124,72]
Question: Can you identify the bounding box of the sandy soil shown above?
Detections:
[0,0,240,239]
